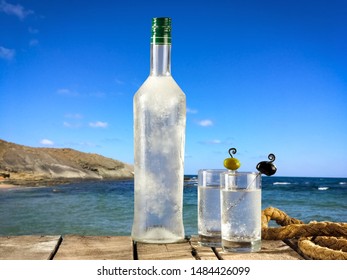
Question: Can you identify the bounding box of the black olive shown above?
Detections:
[256,161,277,176]
[256,153,277,176]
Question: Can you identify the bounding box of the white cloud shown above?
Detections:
[28,27,39,34]
[63,113,83,128]
[40,139,54,146]
[29,39,39,46]
[89,91,106,98]
[89,121,108,128]
[63,121,73,128]
[0,0,33,20]
[64,141,99,148]
[199,139,222,145]
[57,88,70,94]
[198,119,213,127]
[63,121,82,128]
[0,46,15,60]
[209,139,221,144]
[56,88,79,97]
[115,78,125,85]
[187,107,198,114]
[64,113,83,119]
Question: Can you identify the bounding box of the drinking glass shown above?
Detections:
[220,171,261,252]
[197,169,225,247]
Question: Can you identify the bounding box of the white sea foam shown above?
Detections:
[273,182,291,185]
[318,187,329,191]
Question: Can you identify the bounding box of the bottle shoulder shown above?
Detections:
[134,76,186,99]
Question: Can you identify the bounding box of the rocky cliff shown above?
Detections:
[0,139,134,185]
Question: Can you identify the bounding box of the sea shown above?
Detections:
[0,176,346,237]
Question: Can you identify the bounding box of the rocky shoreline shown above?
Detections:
[0,139,134,187]
[0,177,134,187]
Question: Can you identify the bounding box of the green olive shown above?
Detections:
[224,157,241,170]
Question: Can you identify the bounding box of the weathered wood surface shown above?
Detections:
[136,239,196,260]
[0,235,61,260]
[54,235,133,260]
[189,236,304,260]
[0,235,304,260]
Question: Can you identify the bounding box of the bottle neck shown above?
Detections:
[150,44,171,76]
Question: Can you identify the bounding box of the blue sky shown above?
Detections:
[1,0,347,177]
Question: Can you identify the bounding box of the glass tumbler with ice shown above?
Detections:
[220,171,261,252]
[198,169,226,247]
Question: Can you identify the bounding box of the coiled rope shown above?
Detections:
[261,207,347,260]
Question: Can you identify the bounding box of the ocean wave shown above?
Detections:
[273,182,291,185]
[318,187,329,191]
[339,182,347,185]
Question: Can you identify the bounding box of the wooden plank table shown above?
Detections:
[0,235,62,260]
[0,235,304,260]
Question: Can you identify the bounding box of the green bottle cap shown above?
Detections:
[151,17,171,45]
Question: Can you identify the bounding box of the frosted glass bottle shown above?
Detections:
[132,17,186,243]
